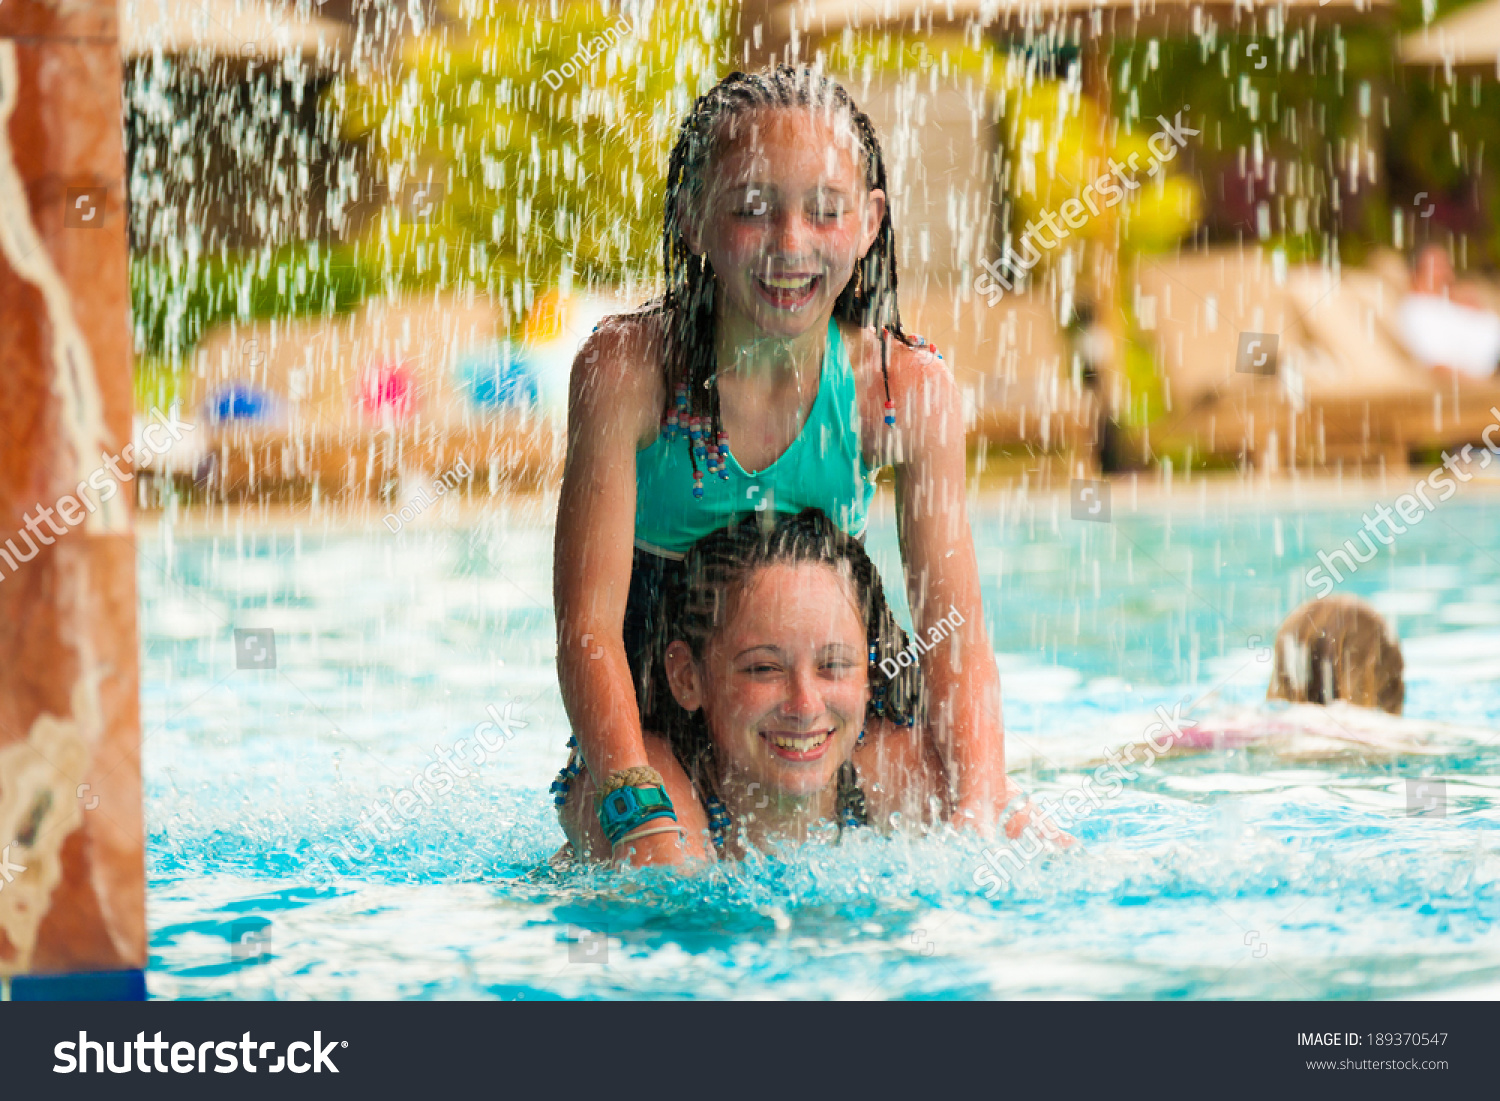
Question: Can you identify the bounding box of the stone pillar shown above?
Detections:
[0,0,144,988]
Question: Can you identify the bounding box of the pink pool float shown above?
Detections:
[359,361,417,420]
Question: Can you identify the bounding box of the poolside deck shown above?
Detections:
[1136,248,1500,471]
[161,248,1500,502]
[901,284,1099,475]
[175,295,561,499]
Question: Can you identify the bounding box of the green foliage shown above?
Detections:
[1114,3,1500,268]
[1118,332,1166,428]
[328,0,731,332]
[131,241,373,363]
[1386,72,1500,264]
[1109,23,1392,259]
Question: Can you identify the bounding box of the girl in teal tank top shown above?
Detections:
[633,319,876,557]
[555,67,1011,864]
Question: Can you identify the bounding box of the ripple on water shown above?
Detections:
[139,502,1500,998]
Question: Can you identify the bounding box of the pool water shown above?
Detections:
[140,485,1500,998]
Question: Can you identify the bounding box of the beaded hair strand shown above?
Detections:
[649,509,923,831]
[657,66,917,488]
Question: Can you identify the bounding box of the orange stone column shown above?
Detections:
[0,0,145,985]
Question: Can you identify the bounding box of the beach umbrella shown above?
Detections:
[781,0,1389,46]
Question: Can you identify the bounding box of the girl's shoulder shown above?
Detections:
[836,320,954,445]
[581,307,667,380]
[837,319,950,389]
[571,308,668,444]
[853,718,949,829]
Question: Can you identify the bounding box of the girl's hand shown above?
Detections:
[999,778,1075,846]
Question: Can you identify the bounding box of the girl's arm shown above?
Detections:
[887,343,1011,828]
[856,717,1069,842]
[559,732,715,863]
[553,317,689,866]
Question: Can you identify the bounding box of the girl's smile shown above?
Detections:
[760,725,835,761]
[665,561,868,804]
[753,272,823,312]
[684,107,885,343]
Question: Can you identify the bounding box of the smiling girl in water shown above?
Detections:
[555,511,1041,860]
[553,67,1008,864]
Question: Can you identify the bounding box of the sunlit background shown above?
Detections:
[114,0,1500,997]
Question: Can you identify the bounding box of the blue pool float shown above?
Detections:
[207,382,276,424]
[455,343,539,410]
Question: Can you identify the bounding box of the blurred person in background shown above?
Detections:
[1396,244,1500,379]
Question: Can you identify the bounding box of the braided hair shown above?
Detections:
[649,508,923,832]
[656,66,917,483]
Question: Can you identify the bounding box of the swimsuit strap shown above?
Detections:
[634,318,876,555]
[703,742,869,852]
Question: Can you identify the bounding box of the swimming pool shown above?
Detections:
[140,482,1500,998]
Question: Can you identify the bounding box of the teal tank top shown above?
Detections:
[634,320,879,558]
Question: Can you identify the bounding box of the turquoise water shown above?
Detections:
[140,486,1500,998]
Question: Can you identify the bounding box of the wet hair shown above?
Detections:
[1266,595,1405,715]
[655,65,916,481]
[648,508,923,820]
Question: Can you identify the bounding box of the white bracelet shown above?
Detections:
[612,823,684,848]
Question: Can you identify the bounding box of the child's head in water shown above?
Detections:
[658,67,918,454]
[652,509,921,819]
[1267,595,1405,715]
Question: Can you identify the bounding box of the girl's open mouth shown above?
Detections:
[761,728,834,762]
[755,274,821,310]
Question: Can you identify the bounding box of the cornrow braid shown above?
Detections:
[648,508,924,832]
[655,66,917,484]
